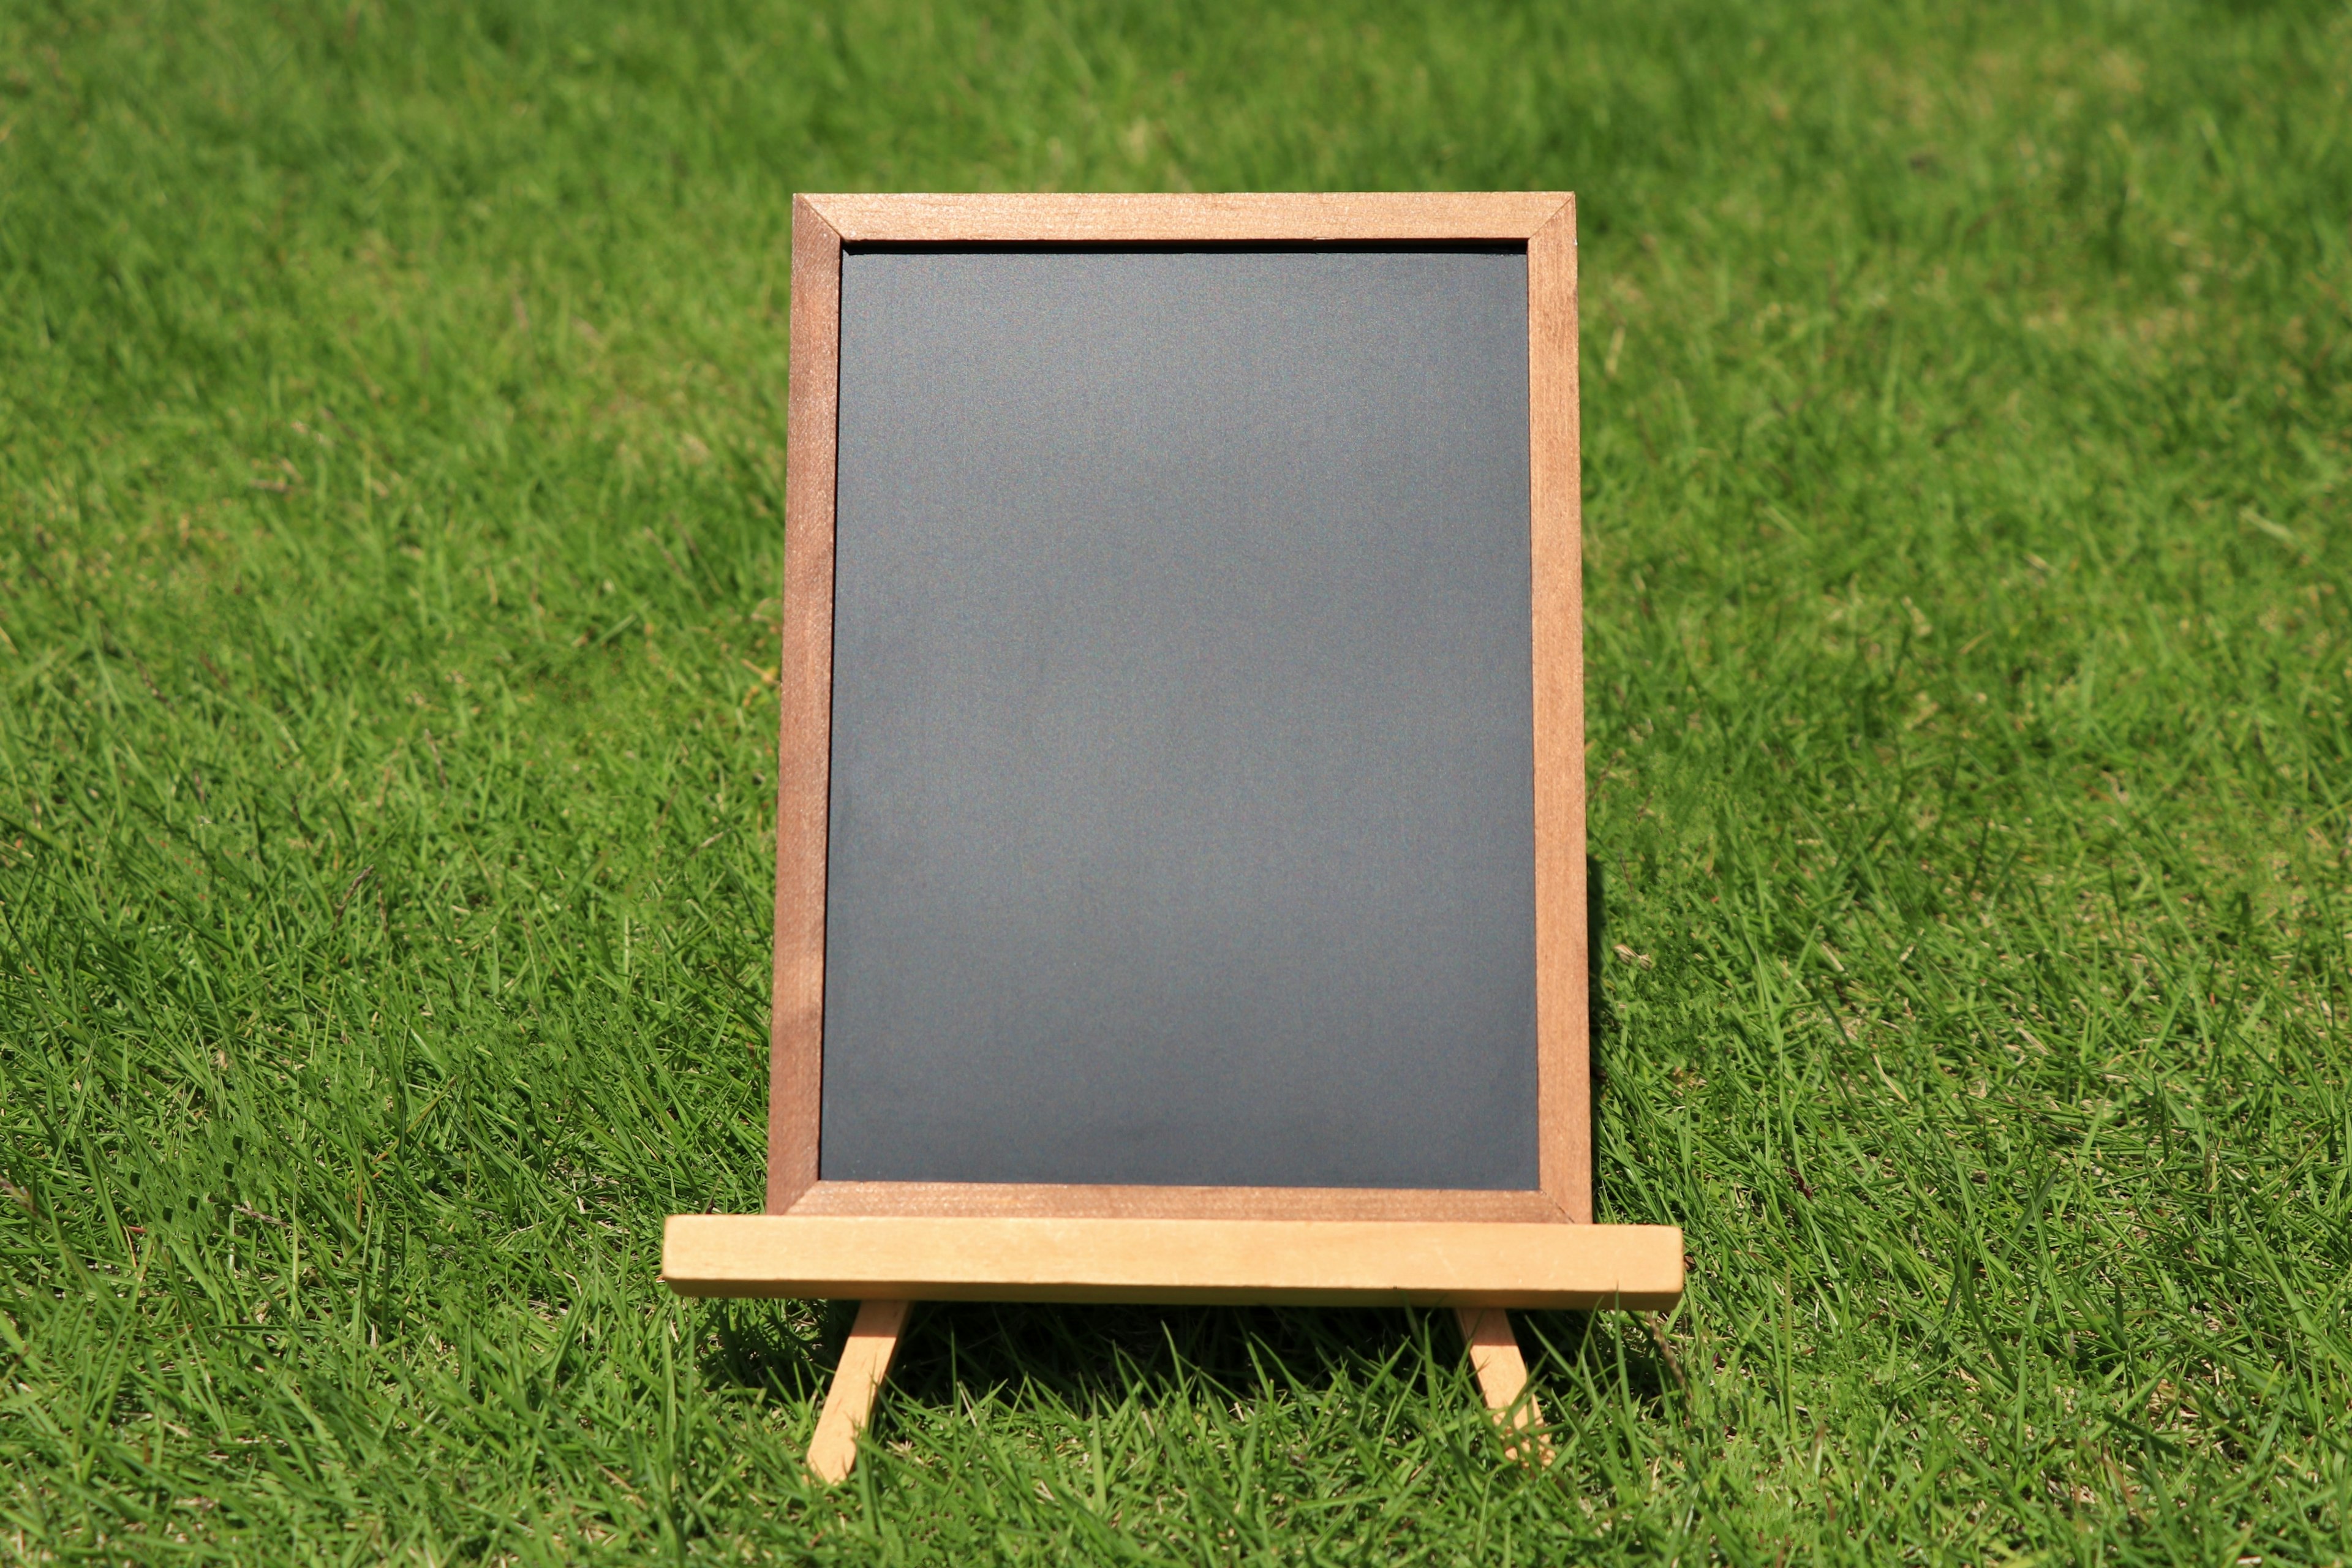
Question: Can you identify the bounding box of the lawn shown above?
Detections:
[3,0,2350,1561]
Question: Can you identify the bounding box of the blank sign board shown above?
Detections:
[667,198,1676,1487]
[821,247,1537,1190]
[755,193,1593,1229]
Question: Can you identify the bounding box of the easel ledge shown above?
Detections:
[662,1216,1683,1309]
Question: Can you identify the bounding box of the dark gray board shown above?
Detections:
[820,247,1536,1189]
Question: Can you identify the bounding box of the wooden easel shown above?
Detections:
[804,1301,1548,1482]
[660,191,1686,1484]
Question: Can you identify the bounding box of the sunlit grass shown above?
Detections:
[3,0,2349,1561]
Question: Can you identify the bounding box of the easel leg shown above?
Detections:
[806,1298,911,1483]
[1455,1306,1554,1464]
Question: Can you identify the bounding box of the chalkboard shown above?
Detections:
[819,247,1537,1191]
[664,197,1676,1485]
[749,193,1593,1231]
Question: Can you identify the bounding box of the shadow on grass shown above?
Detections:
[889,1302,1444,1417]
[695,1298,837,1408]
[888,1303,1680,1438]
[696,1300,1454,1415]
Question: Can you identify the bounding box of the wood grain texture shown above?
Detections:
[765,198,842,1214]
[663,1216,1683,1308]
[805,1298,910,1483]
[1455,1306,1554,1463]
[786,1182,1567,1223]
[806,191,1570,244]
[1526,198,1591,1224]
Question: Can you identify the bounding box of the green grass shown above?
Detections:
[4,0,2350,1560]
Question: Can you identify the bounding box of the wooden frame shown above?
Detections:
[767,190,1589,1228]
[668,192,1679,1481]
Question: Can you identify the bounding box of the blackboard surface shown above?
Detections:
[820,247,1536,1190]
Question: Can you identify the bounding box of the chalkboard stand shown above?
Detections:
[660,192,1684,1483]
